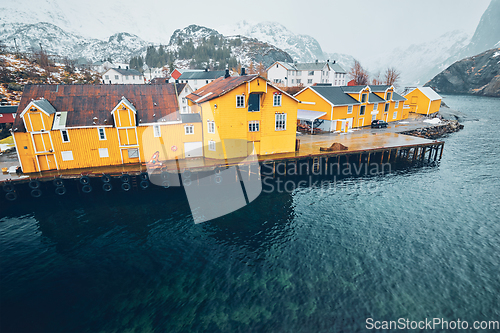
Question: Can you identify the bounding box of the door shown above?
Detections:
[358,118,364,128]
[184,142,203,158]
[37,154,56,171]
[32,133,52,153]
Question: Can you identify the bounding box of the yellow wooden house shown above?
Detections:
[402,87,442,115]
[294,84,408,131]
[13,84,202,173]
[186,71,299,160]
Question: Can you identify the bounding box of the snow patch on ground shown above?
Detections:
[423,118,442,124]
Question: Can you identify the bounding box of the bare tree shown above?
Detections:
[371,71,383,85]
[384,67,401,87]
[349,59,369,85]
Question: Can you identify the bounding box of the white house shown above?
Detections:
[176,83,194,114]
[174,69,226,91]
[103,68,144,84]
[144,67,168,83]
[91,61,114,74]
[267,60,346,87]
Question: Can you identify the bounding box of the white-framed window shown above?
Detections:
[297,71,302,76]
[384,103,390,112]
[128,148,139,158]
[395,101,400,108]
[125,75,129,80]
[393,111,398,119]
[104,75,109,80]
[361,93,367,103]
[182,106,187,113]
[248,120,260,132]
[184,125,194,135]
[98,127,106,140]
[61,151,73,161]
[236,95,245,108]
[207,120,215,134]
[208,140,216,151]
[133,76,135,80]
[291,79,294,84]
[373,103,378,111]
[307,79,313,84]
[99,148,109,158]
[308,71,314,76]
[386,92,392,100]
[114,75,119,80]
[296,79,301,84]
[360,105,366,115]
[60,130,69,143]
[153,125,161,138]
[275,113,286,131]
[273,94,282,106]
[347,105,353,114]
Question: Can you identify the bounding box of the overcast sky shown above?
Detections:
[5,0,492,59]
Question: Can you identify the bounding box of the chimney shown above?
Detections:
[225,68,230,79]
[204,68,208,72]
[315,59,318,64]
[327,59,329,62]
[333,60,336,64]
[241,67,246,76]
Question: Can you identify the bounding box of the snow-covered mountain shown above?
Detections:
[362,30,471,86]
[0,22,149,63]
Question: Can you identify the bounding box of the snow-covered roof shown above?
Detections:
[418,87,442,101]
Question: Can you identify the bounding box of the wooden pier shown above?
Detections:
[1,132,444,202]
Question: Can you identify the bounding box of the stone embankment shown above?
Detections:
[400,120,464,139]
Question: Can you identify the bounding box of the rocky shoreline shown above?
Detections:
[400,119,464,139]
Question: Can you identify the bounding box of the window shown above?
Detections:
[361,93,367,103]
[206,80,209,84]
[184,125,194,135]
[60,130,69,143]
[153,125,161,137]
[297,71,302,76]
[182,97,186,104]
[347,105,353,114]
[133,76,135,80]
[384,103,390,112]
[273,79,282,83]
[128,148,139,158]
[291,79,294,84]
[373,103,378,111]
[125,75,129,80]
[236,95,245,108]
[248,120,260,132]
[208,140,216,151]
[308,71,314,76]
[395,101,400,108]
[248,94,260,112]
[307,79,313,84]
[275,113,286,131]
[99,148,109,158]
[61,151,73,161]
[393,111,398,119]
[360,105,366,115]
[290,71,294,76]
[273,94,282,106]
[105,75,109,80]
[114,75,119,80]
[296,79,301,84]
[386,92,392,100]
[207,120,215,134]
[98,128,106,140]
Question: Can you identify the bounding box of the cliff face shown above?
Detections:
[424,48,500,97]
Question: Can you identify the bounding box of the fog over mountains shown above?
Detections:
[1,0,498,86]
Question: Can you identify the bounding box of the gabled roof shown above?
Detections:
[341,85,369,94]
[0,105,18,114]
[418,87,442,101]
[111,68,143,76]
[368,93,386,103]
[14,84,180,132]
[294,62,329,71]
[308,86,360,106]
[329,62,346,74]
[178,70,226,80]
[368,85,393,92]
[186,75,259,104]
[391,92,407,101]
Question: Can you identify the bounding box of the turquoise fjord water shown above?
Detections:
[1,95,499,333]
